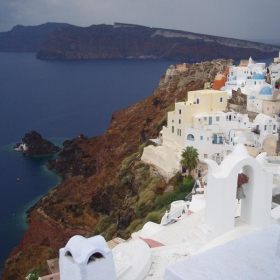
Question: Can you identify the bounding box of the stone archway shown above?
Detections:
[204,144,272,237]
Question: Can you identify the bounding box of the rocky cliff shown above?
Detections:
[2,59,233,279]
[37,22,279,61]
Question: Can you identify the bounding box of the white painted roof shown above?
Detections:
[254,113,274,124]
[165,225,280,280]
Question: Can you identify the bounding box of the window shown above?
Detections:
[274,125,276,130]
[216,116,220,121]
[179,119,181,124]
[88,252,104,264]
[213,134,218,144]
[197,98,200,104]
[200,136,203,140]
[264,125,267,130]
[172,120,174,123]
[172,126,174,133]
[204,117,207,121]
[179,109,181,114]
[65,251,75,264]
[204,154,208,158]
[207,137,209,141]
[187,134,195,141]
[220,97,223,102]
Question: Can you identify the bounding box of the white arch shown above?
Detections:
[204,143,272,236]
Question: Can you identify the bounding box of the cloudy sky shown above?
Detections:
[1,0,280,44]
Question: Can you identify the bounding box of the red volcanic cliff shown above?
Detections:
[2,59,233,279]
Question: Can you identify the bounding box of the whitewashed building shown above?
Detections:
[142,90,255,174]
[270,51,280,88]
[142,88,280,175]
[221,57,267,96]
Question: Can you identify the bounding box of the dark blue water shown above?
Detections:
[0,53,178,274]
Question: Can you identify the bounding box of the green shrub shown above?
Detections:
[179,177,195,194]
[121,174,132,185]
[172,172,184,187]
[104,223,117,240]
[125,219,144,234]
[147,181,158,192]
[134,161,146,169]
[139,143,146,157]
[92,215,113,235]
[26,273,39,280]
[135,190,156,218]
[154,192,178,210]
[117,153,138,182]
[26,264,47,280]
[143,211,162,224]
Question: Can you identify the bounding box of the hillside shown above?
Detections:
[0,22,70,52]
[1,59,234,279]
[37,22,279,61]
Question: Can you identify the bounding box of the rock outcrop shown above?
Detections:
[2,59,233,279]
[13,130,61,155]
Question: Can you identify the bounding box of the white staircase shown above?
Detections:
[185,223,213,252]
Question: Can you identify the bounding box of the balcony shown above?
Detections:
[251,127,260,134]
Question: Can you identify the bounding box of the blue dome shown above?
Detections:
[252,74,265,80]
[260,86,272,95]
[249,95,255,99]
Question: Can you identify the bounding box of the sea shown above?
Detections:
[0,52,180,275]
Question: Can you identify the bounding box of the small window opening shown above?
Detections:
[65,251,75,264]
[88,252,104,264]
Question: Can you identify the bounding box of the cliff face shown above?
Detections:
[2,59,233,279]
[37,23,279,61]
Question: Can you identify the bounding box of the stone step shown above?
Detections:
[185,231,205,253]
[196,224,212,242]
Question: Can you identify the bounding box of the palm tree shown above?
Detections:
[180,146,199,176]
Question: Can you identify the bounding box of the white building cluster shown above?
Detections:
[220,55,280,117]
[141,89,279,176]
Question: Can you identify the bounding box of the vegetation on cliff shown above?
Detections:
[2,59,233,279]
